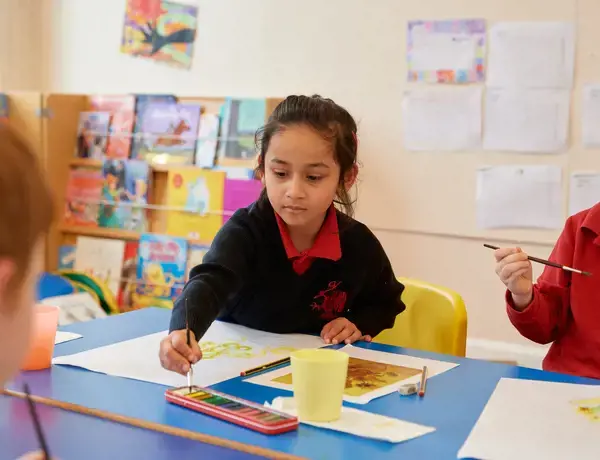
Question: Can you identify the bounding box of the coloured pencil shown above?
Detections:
[418,366,428,397]
[23,383,51,460]
[483,244,592,276]
[1,388,302,460]
[240,357,291,377]
[185,297,193,392]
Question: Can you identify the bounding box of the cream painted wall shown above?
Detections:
[47,0,594,350]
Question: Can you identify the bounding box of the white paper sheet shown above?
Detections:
[487,22,575,88]
[457,378,600,460]
[476,165,563,230]
[54,331,82,345]
[401,87,482,151]
[52,321,325,388]
[483,88,570,153]
[582,84,600,147]
[246,345,459,404]
[569,172,600,216]
[40,292,107,326]
[266,397,436,443]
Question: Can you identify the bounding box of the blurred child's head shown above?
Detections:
[0,124,53,385]
[255,95,358,231]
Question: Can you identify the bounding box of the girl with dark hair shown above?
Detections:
[160,95,405,376]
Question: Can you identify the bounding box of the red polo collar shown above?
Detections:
[275,205,342,262]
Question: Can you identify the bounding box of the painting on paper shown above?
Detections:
[272,357,422,397]
[407,19,486,83]
[121,0,198,69]
[571,397,600,422]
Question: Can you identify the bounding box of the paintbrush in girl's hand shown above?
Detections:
[23,383,51,460]
[484,244,592,276]
[186,298,194,392]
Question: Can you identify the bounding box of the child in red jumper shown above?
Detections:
[493,202,600,379]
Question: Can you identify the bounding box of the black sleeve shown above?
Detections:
[169,215,254,340]
[346,230,405,338]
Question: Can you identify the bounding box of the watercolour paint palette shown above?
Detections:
[165,386,299,435]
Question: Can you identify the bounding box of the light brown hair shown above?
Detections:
[0,123,53,298]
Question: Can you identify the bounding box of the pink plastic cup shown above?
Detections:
[20,305,59,371]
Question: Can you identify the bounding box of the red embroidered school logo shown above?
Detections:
[311,281,347,320]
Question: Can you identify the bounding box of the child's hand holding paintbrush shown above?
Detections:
[488,244,591,311]
[159,299,202,376]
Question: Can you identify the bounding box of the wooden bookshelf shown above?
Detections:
[41,93,282,272]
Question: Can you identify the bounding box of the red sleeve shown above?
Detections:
[506,217,575,344]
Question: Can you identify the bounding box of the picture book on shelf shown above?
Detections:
[98,159,150,231]
[0,94,9,122]
[135,234,188,309]
[214,165,256,180]
[130,94,178,160]
[223,178,262,224]
[137,102,201,165]
[74,236,127,298]
[195,113,220,168]
[64,166,103,227]
[164,168,226,242]
[89,95,136,159]
[117,241,140,312]
[217,98,266,168]
[123,159,151,231]
[75,111,111,159]
[58,245,76,270]
[186,244,210,281]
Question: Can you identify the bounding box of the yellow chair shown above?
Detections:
[373,277,468,357]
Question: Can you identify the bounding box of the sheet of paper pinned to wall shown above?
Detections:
[476,165,563,230]
[483,88,570,153]
[402,87,482,151]
[487,22,575,89]
[581,84,600,147]
[569,172,600,216]
[407,18,486,83]
[457,378,600,460]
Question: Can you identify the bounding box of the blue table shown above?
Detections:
[4,308,599,460]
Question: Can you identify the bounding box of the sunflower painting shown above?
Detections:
[121,0,198,69]
[273,357,422,397]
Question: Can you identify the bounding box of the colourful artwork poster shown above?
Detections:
[121,0,198,70]
[272,357,422,397]
[407,19,486,83]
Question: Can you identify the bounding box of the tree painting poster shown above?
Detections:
[121,0,198,69]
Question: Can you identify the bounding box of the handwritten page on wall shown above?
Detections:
[476,165,563,230]
[487,22,575,89]
[402,87,482,151]
[569,172,600,216]
[582,84,600,147]
[483,88,570,153]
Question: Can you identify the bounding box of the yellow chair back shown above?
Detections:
[373,277,467,357]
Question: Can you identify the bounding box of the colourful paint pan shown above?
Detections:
[165,385,298,435]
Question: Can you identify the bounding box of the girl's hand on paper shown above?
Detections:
[159,330,203,375]
[494,247,533,309]
[321,318,371,345]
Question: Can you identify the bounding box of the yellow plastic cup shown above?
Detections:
[290,349,349,422]
[20,305,59,371]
